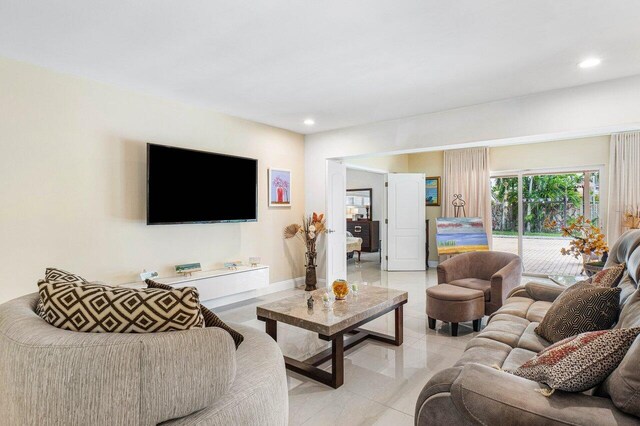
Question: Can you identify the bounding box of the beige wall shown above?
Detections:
[407,151,444,262]
[0,57,305,303]
[344,154,409,173]
[490,136,609,172]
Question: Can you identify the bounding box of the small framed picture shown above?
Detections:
[269,168,292,207]
[425,176,441,206]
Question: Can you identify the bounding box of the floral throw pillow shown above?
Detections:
[510,327,640,394]
[591,263,626,287]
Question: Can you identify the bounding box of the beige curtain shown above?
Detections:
[607,132,640,243]
[442,147,492,243]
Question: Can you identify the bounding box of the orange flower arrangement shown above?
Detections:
[558,216,608,259]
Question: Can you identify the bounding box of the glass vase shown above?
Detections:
[332,279,349,300]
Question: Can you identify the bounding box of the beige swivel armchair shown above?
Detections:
[437,251,523,315]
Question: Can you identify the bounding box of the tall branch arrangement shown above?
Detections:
[283,212,327,254]
[284,213,326,291]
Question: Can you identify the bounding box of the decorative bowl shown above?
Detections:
[332,279,349,300]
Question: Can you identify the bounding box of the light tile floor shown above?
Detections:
[216,252,478,426]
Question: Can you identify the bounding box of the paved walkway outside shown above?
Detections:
[492,236,584,276]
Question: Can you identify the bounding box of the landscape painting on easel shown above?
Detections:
[436,217,489,255]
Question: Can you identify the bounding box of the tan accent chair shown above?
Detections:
[437,251,523,315]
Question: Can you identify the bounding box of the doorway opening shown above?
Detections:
[346,168,384,276]
[491,168,603,276]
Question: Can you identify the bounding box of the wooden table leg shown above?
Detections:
[259,301,406,389]
[265,318,277,341]
[331,334,344,388]
[394,304,403,346]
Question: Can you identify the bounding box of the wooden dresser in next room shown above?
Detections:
[347,220,380,252]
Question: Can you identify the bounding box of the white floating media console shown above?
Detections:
[123,265,270,308]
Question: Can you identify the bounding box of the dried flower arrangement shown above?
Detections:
[284,212,327,291]
[556,216,608,270]
[623,207,640,229]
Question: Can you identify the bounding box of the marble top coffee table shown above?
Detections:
[257,285,408,388]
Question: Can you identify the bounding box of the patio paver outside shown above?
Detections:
[492,236,585,276]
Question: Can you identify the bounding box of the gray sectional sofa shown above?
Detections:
[0,293,288,425]
[415,230,640,425]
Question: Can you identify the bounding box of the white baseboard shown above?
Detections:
[428,260,439,268]
[255,276,305,296]
[204,276,305,309]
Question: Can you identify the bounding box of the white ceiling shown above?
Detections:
[1,1,640,134]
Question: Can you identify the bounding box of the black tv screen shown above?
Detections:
[147,144,258,224]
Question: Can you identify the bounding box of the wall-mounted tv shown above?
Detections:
[147,143,258,224]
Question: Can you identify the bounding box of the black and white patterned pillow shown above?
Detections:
[38,280,205,333]
[146,279,244,348]
[35,268,90,318]
[44,267,89,284]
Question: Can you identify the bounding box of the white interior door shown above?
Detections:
[326,160,347,285]
[387,173,426,271]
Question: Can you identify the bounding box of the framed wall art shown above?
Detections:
[269,168,291,207]
[425,176,441,206]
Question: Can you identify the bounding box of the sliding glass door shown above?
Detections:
[491,176,520,258]
[491,169,601,276]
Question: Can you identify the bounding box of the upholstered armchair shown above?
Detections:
[437,251,522,314]
[0,293,289,425]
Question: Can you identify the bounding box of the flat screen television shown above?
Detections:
[147,143,258,224]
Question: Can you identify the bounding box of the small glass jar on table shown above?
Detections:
[332,279,349,300]
[351,282,359,296]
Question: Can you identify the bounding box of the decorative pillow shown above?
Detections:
[146,279,244,348]
[535,282,621,343]
[35,268,90,318]
[591,263,626,287]
[598,330,640,417]
[38,280,204,333]
[45,267,89,284]
[510,327,640,394]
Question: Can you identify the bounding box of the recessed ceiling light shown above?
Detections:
[578,58,601,69]
[303,118,315,126]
